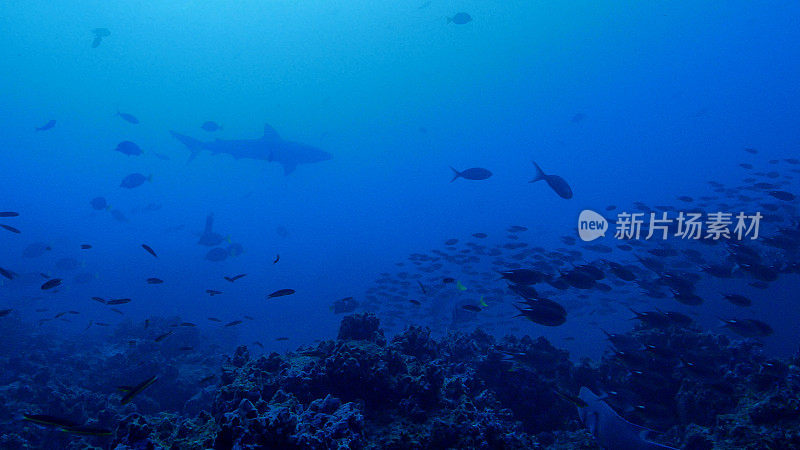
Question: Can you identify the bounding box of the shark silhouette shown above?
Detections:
[578,387,678,450]
[170,123,332,175]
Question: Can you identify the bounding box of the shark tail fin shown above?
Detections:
[170,130,205,164]
[449,167,461,182]
[530,161,545,183]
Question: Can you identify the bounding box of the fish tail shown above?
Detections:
[449,167,461,182]
[529,161,545,183]
[170,130,205,164]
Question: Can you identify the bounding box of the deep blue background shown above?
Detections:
[1,1,799,358]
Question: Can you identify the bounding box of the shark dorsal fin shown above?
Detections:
[263,124,281,142]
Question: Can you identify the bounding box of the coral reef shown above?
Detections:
[1,313,799,449]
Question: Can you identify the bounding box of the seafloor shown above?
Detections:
[1,313,798,449]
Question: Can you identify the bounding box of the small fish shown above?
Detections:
[722,293,752,307]
[461,305,481,312]
[769,190,795,201]
[80,244,92,249]
[35,120,56,131]
[199,375,216,383]
[208,317,222,322]
[275,337,289,341]
[447,12,472,24]
[91,28,110,48]
[179,346,194,351]
[206,289,223,296]
[449,167,492,182]
[116,111,139,124]
[120,375,158,404]
[224,274,247,282]
[409,299,421,305]
[0,309,12,317]
[201,121,222,132]
[0,267,14,280]
[274,254,280,264]
[141,244,158,258]
[90,197,109,211]
[106,298,131,305]
[180,322,196,327]
[530,161,573,199]
[154,331,173,342]
[146,278,164,284]
[0,212,19,217]
[120,173,152,189]
[253,341,264,347]
[443,277,455,284]
[115,140,143,155]
[225,320,243,327]
[22,414,80,428]
[472,232,488,238]
[1,224,21,234]
[417,280,427,295]
[41,278,62,290]
[95,322,110,326]
[90,297,106,304]
[61,426,113,436]
[267,288,295,298]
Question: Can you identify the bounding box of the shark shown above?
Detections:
[170,123,332,175]
[577,387,678,450]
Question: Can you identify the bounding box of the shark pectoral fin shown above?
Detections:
[281,162,297,175]
[263,124,281,142]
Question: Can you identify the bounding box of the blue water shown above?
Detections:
[1,1,799,359]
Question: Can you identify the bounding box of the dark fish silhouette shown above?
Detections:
[121,173,151,189]
[449,167,492,182]
[91,28,110,48]
[116,111,139,124]
[141,244,158,258]
[115,140,143,156]
[448,12,472,24]
[268,288,295,298]
[90,197,109,210]
[0,212,19,217]
[171,123,332,175]
[198,213,226,246]
[35,120,56,131]
[530,161,573,199]
[769,190,795,201]
[1,224,20,234]
[119,375,158,404]
[40,278,62,290]
[201,121,222,131]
